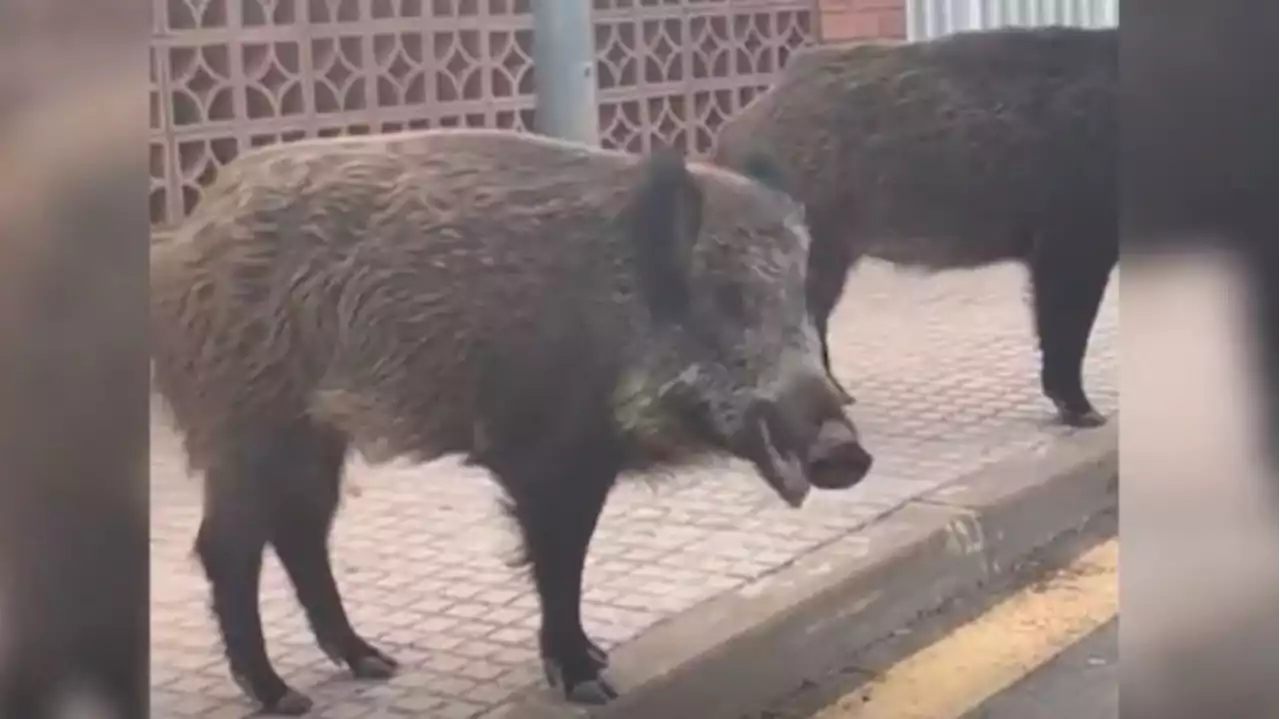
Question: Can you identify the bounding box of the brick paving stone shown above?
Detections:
[150,261,1118,718]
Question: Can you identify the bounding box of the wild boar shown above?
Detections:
[149,128,874,713]
[713,26,1117,427]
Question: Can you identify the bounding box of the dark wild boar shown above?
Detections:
[713,26,1117,427]
[149,128,874,714]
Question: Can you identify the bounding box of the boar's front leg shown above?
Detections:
[499,433,622,705]
[806,211,860,407]
[814,310,855,407]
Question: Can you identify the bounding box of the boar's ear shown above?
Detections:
[628,145,703,323]
[740,152,790,196]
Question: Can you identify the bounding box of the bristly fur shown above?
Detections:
[712,26,1118,425]
[151,128,812,476]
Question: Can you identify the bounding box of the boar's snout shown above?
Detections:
[736,369,873,508]
[805,418,872,490]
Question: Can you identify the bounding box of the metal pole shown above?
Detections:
[532,0,599,145]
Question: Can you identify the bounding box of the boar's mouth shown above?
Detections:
[735,400,873,508]
[735,400,812,508]
[656,375,871,507]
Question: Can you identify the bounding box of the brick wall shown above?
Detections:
[817,0,906,42]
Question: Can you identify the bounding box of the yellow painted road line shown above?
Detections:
[812,537,1118,719]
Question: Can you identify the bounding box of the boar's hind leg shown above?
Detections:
[267,421,398,682]
[196,434,311,716]
[502,437,622,705]
[1030,235,1116,428]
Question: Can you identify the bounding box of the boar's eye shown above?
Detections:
[713,280,751,325]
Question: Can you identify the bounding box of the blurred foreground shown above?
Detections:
[0,1,149,717]
[1121,1,1276,718]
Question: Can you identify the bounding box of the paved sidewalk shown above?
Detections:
[149,260,1118,718]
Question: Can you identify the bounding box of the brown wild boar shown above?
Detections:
[149,128,874,714]
[713,26,1118,427]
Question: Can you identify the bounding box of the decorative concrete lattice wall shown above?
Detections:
[150,0,819,232]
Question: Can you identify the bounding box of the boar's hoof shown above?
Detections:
[542,652,618,705]
[566,678,621,705]
[232,671,312,716]
[835,384,857,407]
[237,679,312,716]
[1063,409,1107,428]
[826,375,856,406]
[586,638,610,669]
[321,639,400,679]
[267,689,315,716]
[351,652,399,680]
[1053,400,1107,428]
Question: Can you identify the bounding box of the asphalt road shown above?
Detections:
[962,619,1118,719]
[747,510,1119,719]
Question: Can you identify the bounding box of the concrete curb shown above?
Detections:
[487,422,1118,719]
